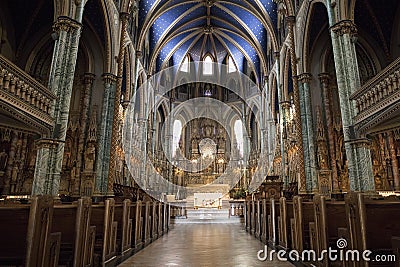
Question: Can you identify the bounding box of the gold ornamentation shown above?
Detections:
[330,20,357,36]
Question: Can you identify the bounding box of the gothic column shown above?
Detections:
[298,73,318,193]
[94,74,117,195]
[108,12,130,195]
[388,131,400,191]
[319,73,340,192]
[286,16,307,194]
[275,52,288,189]
[32,16,83,196]
[329,19,375,192]
[76,73,95,179]
[280,100,291,188]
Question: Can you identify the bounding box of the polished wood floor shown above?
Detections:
[118,218,294,267]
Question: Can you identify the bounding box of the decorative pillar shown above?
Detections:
[298,73,318,193]
[281,100,290,188]
[95,74,117,195]
[108,12,130,196]
[3,132,18,194]
[32,15,83,196]
[76,73,95,179]
[286,16,307,194]
[328,19,375,192]
[319,73,340,192]
[275,52,288,189]
[122,52,132,110]
[388,131,400,191]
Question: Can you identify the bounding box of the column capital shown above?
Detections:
[318,73,330,85]
[330,20,357,36]
[83,73,96,85]
[102,73,117,84]
[345,138,371,148]
[35,138,62,149]
[298,73,312,83]
[52,16,82,33]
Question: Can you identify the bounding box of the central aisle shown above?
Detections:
[118,219,294,267]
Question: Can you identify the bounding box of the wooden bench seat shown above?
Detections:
[91,199,118,267]
[312,195,346,267]
[278,197,295,251]
[52,199,95,267]
[0,196,60,267]
[0,205,30,265]
[346,193,400,267]
[292,196,314,252]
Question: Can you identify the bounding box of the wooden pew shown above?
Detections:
[91,199,118,267]
[255,201,261,239]
[346,193,400,267]
[250,201,256,235]
[52,197,94,267]
[312,195,347,267]
[278,197,295,251]
[268,198,279,247]
[151,201,158,241]
[131,201,143,251]
[392,237,400,267]
[261,199,269,244]
[292,196,314,252]
[157,202,163,237]
[0,203,31,265]
[0,196,60,267]
[142,201,151,246]
[113,199,133,261]
[245,201,251,232]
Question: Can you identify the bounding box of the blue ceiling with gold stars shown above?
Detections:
[137,0,278,82]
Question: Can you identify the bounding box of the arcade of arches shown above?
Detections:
[0,0,400,266]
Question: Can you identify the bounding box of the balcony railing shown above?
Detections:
[0,54,55,130]
[351,56,400,128]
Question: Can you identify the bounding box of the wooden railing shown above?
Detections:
[0,54,55,128]
[351,57,400,125]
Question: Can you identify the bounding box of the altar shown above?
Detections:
[193,193,222,208]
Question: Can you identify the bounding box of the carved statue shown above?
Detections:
[11,164,18,182]
[316,107,329,170]
[84,143,95,171]
[63,138,72,167]
[0,149,8,171]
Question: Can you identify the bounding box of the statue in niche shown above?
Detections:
[374,174,383,190]
[84,143,96,171]
[63,138,72,167]
[340,160,349,191]
[205,123,212,137]
[316,107,329,170]
[11,164,18,183]
[0,149,8,171]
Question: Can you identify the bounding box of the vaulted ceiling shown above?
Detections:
[137,0,279,81]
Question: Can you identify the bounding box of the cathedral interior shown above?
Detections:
[0,0,400,266]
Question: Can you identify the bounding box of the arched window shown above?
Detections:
[181,55,189,72]
[203,55,213,75]
[234,120,244,157]
[172,120,182,157]
[228,56,236,73]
